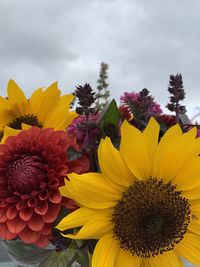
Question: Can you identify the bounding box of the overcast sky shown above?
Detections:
[0,0,200,118]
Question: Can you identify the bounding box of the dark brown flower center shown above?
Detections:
[8,114,43,129]
[112,177,191,258]
[7,155,47,194]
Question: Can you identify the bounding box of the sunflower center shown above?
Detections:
[112,177,191,258]
[8,114,43,129]
[7,155,46,194]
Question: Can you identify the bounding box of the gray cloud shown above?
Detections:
[0,0,199,118]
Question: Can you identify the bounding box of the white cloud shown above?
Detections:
[0,0,199,117]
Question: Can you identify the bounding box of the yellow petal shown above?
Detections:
[153,127,197,183]
[98,137,134,190]
[115,248,141,267]
[21,123,32,130]
[56,207,111,230]
[142,117,159,172]
[7,80,28,116]
[64,215,113,240]
[44,107,77,130]
[174,233,200,265]
[30,82,60,123]
[1,126,20,144]
[120,120,149,180]
[0,107,15,129]
[188,220,200,235]
[59,94,74,106]
[142,251,182,267]
[182,185,200,200]
[152,124,182,178]
[29,88,44,115]
[174,157,200,191]
[0,96,9,109]
[60,173,121,209]
[92,234,119,267]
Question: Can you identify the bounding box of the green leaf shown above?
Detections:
[76,251,90,267]
[0,239,53,266]
[98,99,121,139]
[67,147,82,161]
[39,249,78,267]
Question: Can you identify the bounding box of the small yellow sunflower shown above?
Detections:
[0,80,77,142]
[56,118,200,267]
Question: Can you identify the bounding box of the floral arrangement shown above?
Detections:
[0,74,200,267]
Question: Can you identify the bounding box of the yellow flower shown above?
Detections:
[0,80,77,142]
[56,118,200,267]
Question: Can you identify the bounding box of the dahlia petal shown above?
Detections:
[16,200,27,210]
[41,224,52,235]
[39,190,49,201]
[28,214,44,231]
[42,203,60,223]
[6,196,20,204]
[0,209,7,223]
[18,226,41,244]
[7,216,26,234]
[49,190,62,204]
[27,198,36,208]
[6,205,18,220]
[0,223,17,240]
[67,155,89,174]
[34,234,51,247]
[19,207,33,221]
[34,201,48,215]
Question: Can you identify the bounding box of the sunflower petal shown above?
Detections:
[142,117,159,170]
[7,80,28,116]
[63,215,113,239]
[142,251,181,267]
[92,234,119,267]
[98,137,134,190]
[115,248,141,267]
[120,120,149,179]
[1,126,20,144]
[56,207,111,231]
[174,233,200,266]
[44,107,77,130]
[30,82,60,123]
[174,157,200,191]
[60,173,121,209]
[153,127,197,183]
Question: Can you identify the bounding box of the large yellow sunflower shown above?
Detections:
[0,80,77,142]
[56,118,200,267]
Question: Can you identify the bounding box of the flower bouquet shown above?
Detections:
[0,74,199,267]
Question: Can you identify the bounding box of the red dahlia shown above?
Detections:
[0,127,89,247]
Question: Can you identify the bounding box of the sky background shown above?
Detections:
[0,0,200,119]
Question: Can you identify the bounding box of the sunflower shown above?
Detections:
[0,80,77,142]
[56,118,200,267]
